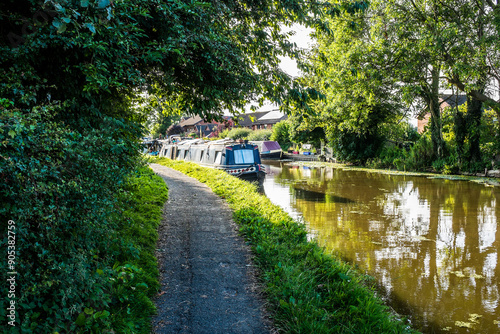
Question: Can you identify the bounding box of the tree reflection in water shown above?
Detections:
[262,162,500,334]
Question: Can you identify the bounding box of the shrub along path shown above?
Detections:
[150,163,272,334]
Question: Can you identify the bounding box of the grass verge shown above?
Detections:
[153,158,418,334]
[107,166,168,332]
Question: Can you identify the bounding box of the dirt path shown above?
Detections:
[150,164,272,334]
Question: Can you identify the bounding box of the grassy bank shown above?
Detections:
[106,166,168,332]
[72,165,169,333]
[153,158,418,333]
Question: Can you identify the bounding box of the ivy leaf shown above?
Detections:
[75,313,86,326]
[58,24,67,33]
[52,20,67,33]
[86,23,96,34]
[80,0,89,7]
[93,310,110,319]
[8,130,16,138]
[135,282,149,290]
[54,3,64,12]
[97,0,110,9]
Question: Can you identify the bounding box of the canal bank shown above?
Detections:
[152,158,418,333]
[261,161,500,334]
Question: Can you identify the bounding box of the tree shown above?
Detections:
[288,114,325,149]
[148,109,181,138]
[301,0,409,162]
[1,0,360,123]
[305,0,500,164]
[384,0,499,165]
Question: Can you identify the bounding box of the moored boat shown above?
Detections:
[158,138,266,181]
[249,141,282,159]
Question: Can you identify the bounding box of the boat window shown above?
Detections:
[215,152,222,165]
[234,149,254,164]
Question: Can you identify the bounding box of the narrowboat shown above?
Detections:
[249,141,282,159]
[159,139,266,182]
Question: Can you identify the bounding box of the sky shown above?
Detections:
[241,24,314,114]
[278,24,314,78]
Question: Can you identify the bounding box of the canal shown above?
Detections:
[261,161,500,334]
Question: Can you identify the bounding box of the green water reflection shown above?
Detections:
[263,162,500,334]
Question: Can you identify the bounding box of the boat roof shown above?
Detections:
[173,138,258,149]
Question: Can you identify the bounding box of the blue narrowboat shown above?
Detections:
[158,139,266,181]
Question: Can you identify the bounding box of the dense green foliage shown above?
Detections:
[301,0,500,170]
[224,127,252,140]
[270,120,294,151]
[154,158,418,334]
[0,126,167,333]
[0,105,138,331]
[367,106,500,173]
[247,129,273,141]
[0,0,335,121]
[149,111,181,139]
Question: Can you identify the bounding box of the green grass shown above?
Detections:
[153,158,418,334]
[107,166,168,333]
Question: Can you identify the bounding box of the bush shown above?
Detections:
[217,128,230,139]
[403,133,434,171]
[0,106,167,333]
[270,120,293,151]
[327,127,385,164]
[247,129,272,141]
[367,145,405,169]
[226,127,252,140]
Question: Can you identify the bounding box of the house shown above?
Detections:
[417,94,467,133]
[177,115,234,137]
[235,109,288,130]
[178,115,204,133]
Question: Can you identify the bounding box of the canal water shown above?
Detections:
[261,161,500,334]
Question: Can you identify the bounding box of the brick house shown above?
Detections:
[177,115,234,137]
[417,94,467,133]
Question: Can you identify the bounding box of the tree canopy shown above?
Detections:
[301,0,500,165]
[1,0,369,123]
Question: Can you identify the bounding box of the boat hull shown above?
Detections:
[222,165,266,182]
[260,150,282,160]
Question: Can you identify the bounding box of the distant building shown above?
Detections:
[176,115,233,137]
[173,109,287,137]
[178,115,204,133]
[235,109,288,130]
[417,94,467,133]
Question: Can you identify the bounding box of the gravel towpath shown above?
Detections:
[150,163,272,334]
